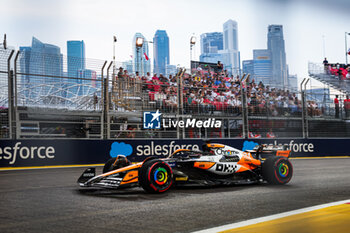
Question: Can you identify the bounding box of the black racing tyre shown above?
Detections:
[103,156,130,173]
[262,156,293,185]
[139,159,173,193]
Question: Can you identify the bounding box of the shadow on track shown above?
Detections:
[75,182,274,200]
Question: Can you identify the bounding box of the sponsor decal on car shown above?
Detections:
[215,163,237,173]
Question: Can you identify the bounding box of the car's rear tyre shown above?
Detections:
[103,156,130,173]
[262,156,293,185]
[139,159,173,193]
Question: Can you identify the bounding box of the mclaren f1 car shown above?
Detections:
[78,142,293,193]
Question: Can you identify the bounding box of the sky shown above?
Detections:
[1,0,350,87]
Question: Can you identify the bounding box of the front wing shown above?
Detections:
[78,164,141,189]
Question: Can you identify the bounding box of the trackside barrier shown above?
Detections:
[0,139,349,168]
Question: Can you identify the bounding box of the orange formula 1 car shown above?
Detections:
[78,142,293,193]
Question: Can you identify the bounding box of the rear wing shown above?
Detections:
[248,144,291,158]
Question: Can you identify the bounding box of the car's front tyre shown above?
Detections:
[139,159,173,193]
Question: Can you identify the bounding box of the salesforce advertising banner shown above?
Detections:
[0,139,348,167]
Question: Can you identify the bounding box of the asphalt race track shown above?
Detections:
[0,158,349,233]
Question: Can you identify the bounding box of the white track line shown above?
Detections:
[193,199,350,233]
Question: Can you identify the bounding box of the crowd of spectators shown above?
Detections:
[323,58,350,80]
[116,66,336,119]
[139,69,303,117]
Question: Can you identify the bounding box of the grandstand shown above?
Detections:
[308,62,350,94]
[1,48,350,140]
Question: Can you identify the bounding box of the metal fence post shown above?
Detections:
[300,78,306,138]
[304,79,310,138]
[105,61,113,139]
[7,50,14,139]
[176,68,183,139]
[14,51,20,139]
[101,61,107,139]
[300,78,309,139]
[240,74,248,139]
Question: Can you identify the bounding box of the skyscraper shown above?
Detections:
[19,46,32,99]
[242,50,272,84]
[200,32,223,54]
[30,37,63,78]
[19,46,31,74]
[252,49,273,84]
[222,19,240,75]
[267,25,288,88]
[67,40,86,96]
[153,30,169,75]
[132,33,151,75]
[67,40,85,78]
[199,32,224,64]
[19,37,63,100]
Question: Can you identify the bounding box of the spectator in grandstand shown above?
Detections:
[338,68,344,80]
[152,73,159,80]
[323,58,328,66]
[126,126,136,138]
[334,95,340,118]
[344,95,350,118]
[170,75,177,86]
[248,131,261,138]
[124,69,129,77]
[145,72,152,81]
[227,96,238,114]
[117,67,124,79]
[159,74,168,83]
[217,61,223,72]
[93,94,98,110]
[266,129,276,138]
[164,92,177,111]
[308,101,320,117]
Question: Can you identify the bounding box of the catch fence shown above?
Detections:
[0,48,349,140]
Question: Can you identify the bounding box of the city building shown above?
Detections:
[153,30,169,75]
[306,88,331,103]
[29,37,63,77]
[77,69,98,95]
[199,20,240,75]
[132,33,151,75]
[288,74,298,91]
[67,40,87,96]
[243,25,290,89]
[199,32,224,64]
[200,53,224,64]
[200,32,223,54]
[268,25,288,88]
[221,19,240,75]
[67,40,85,78]
[122,60,134,73]
[242,60,254,78]
[242,50,272,84]
[19,37,63,101]
[18,46,32,99]
[166,64,177,76]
